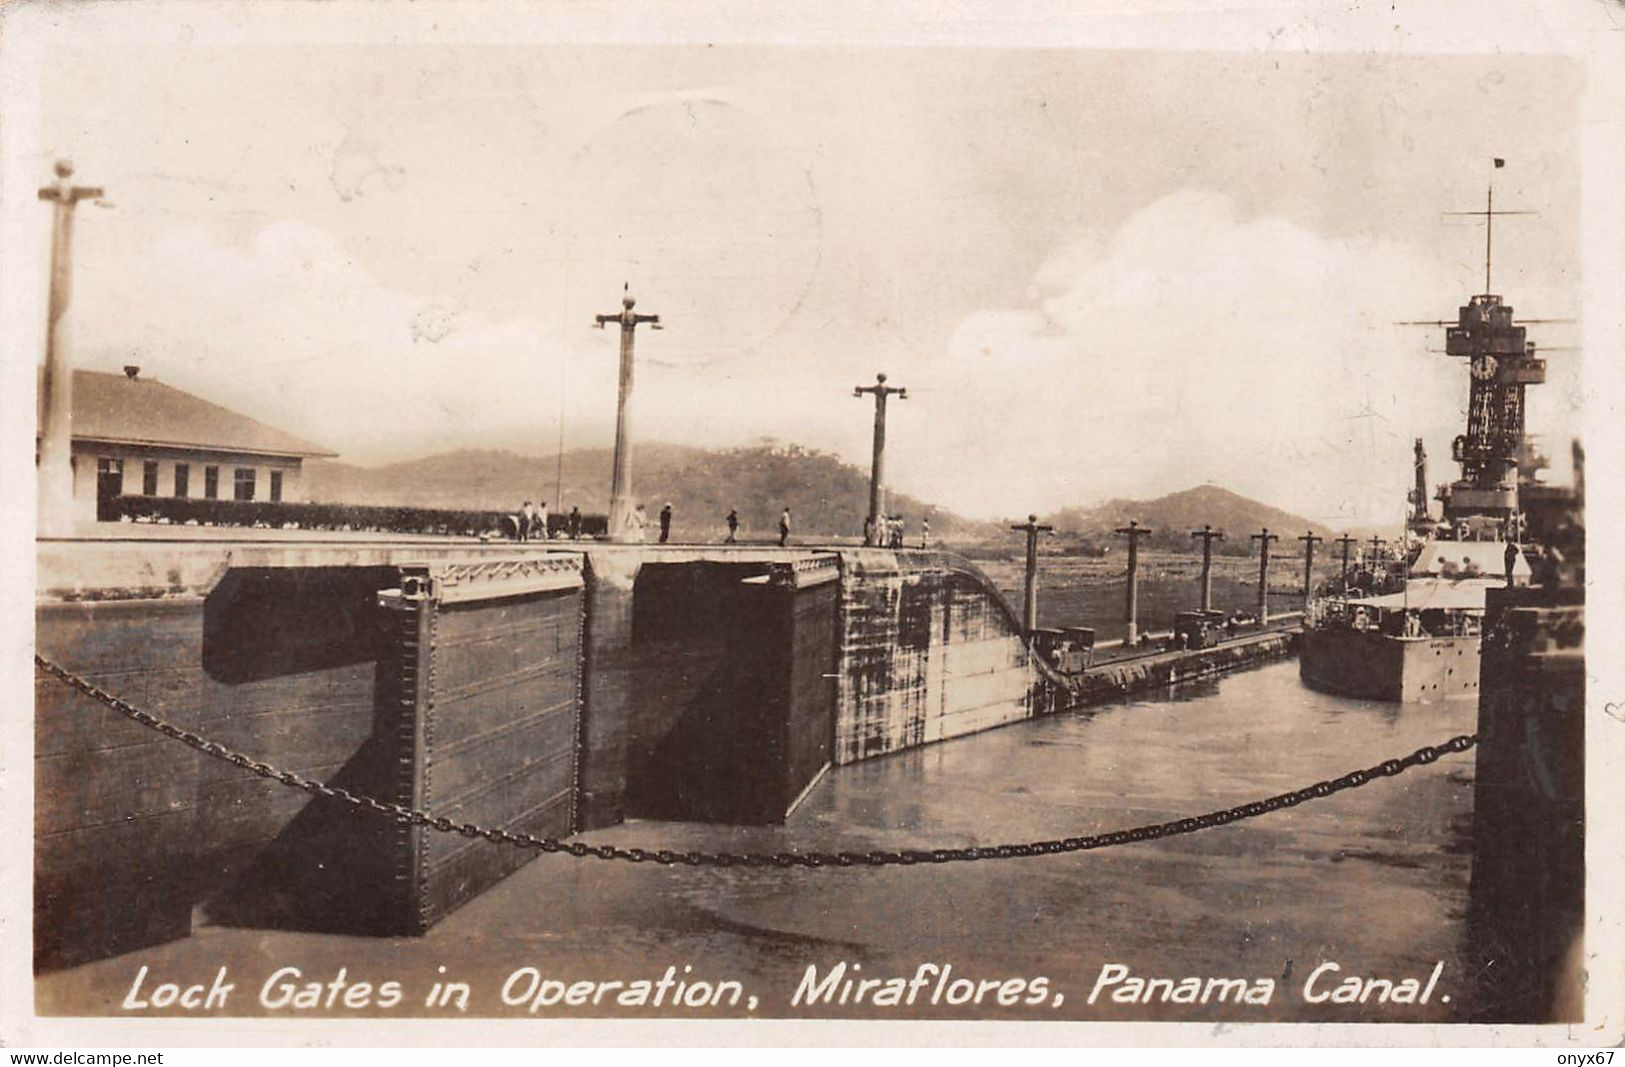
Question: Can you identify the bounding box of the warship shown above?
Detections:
[1299,188,1563,703]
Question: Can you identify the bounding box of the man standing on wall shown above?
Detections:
[725,508,740,544]
[659,502,673,544]
[535,500,550,541]
[779,506,792,547]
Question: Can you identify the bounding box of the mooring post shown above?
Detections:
[1010,513,1053,636]
[1115,520,1152,645]
[1251,528,1279,623]
[1335,533,1358,590]
[1298,530,1324,608]
[594,285,661,542]
[1190,524,1225,612]
[36,160,104,537]
[854,373,907,546]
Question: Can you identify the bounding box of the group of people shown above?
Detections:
[865,514,929,549]
[721,506,794,546]
[513,500,584,542]
[513,499,932,550]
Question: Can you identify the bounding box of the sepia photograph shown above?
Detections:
[2,0,1621,1048]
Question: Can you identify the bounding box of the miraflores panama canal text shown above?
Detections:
[119,959,1451,1014]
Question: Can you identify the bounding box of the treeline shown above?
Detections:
[101,495,608,539]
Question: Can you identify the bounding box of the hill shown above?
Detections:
[303,442,989,541]
[1043,485,1333,556]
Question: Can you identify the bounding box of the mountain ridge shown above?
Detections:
[304,446,1329,549]
[1042,484,1333,554]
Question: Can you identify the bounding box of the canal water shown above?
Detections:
[38,659,1479,1023]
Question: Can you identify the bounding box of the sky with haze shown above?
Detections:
[11,13,1586,526]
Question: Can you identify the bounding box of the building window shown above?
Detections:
[204,466,219,499]
[96,457,124,493]
[174,463,190,498]
[269,470,284,503]
[142,460,159,496]
[233,468,256,501]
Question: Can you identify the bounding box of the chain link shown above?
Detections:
[35,653,1477,867]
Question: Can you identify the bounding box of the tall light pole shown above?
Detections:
[1115,520,1153,645]
[1190,524,1225,612]
[1335,533,1358,590]
[1251,528,1280,623]
[854,373,906,545]
[36,160,104,537]
[1010,514,1053,637]
[1298,530,1324,609]
[594,284,660,542]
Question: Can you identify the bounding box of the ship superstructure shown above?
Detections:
[1300,183,1558,703]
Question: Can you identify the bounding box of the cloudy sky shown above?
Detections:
[8,8,1587,525]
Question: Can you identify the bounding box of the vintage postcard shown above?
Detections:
[2,0,1621,1049]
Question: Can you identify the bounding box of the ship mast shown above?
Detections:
[1436,180,1543,532]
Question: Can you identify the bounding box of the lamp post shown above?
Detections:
[593,285,661,541]
[37,160,104,537]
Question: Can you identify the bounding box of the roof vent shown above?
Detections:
[123,365,140,380]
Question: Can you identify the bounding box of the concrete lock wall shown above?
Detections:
[34,540,1085,969]
[34,540,588,969]
[35,564,404,966]
[833,550,1038,764]
[1468,586,1585,1023]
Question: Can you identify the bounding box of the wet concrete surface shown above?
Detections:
[37,660,1479,1023]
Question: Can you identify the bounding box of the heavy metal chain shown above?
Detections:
[35,653,1476,868]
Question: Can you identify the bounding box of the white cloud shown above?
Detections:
[902,190,1515,525]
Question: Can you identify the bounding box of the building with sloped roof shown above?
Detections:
[37,365,337,524]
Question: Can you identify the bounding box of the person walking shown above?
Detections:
[921,516,931,549]
[535,500,550,541]
[725,508,740,544]
[568,505,582,540]
[632,503,649,543]
[659,502,673,544]
[518,500,535,542]
[779,506,792,547]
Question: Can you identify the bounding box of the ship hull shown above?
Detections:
[1299,625,1481,703]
